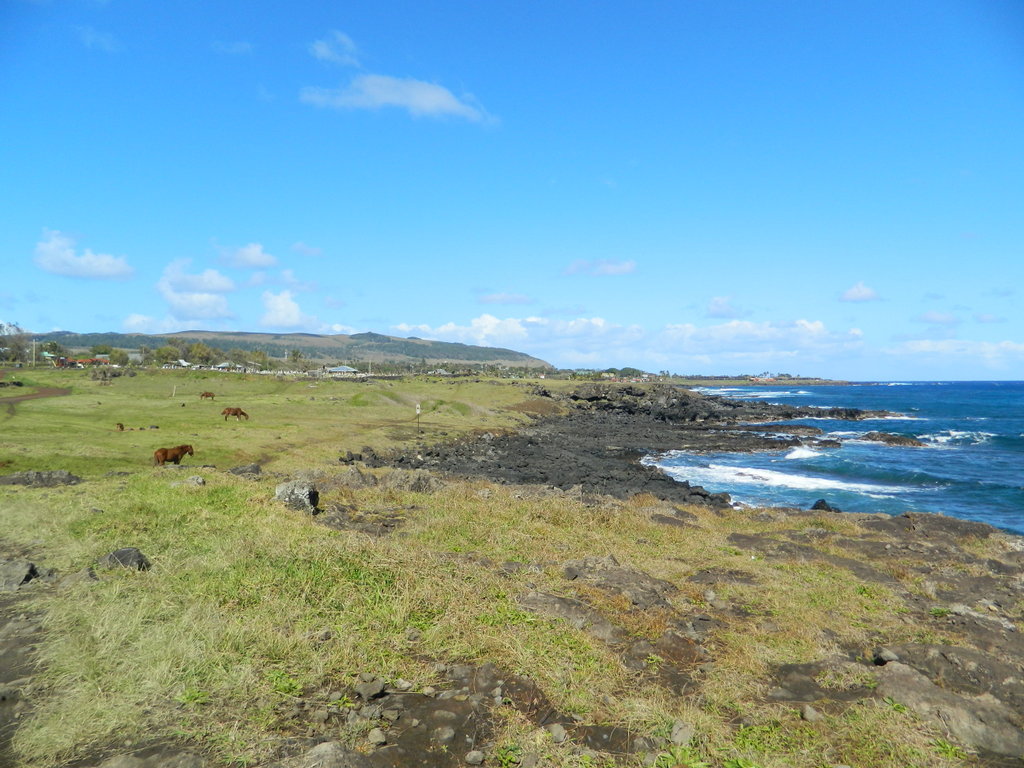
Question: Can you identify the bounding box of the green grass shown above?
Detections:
[0,368,539,476]
[0,368,1002,767]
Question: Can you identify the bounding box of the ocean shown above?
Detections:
[646,381,1024,534]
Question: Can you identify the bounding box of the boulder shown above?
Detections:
[99,548,151,571]
[228,464,262,476]
[0,470,81,487]
[811,499,841,513]
[0,560,39,591]
[275,481,319,513]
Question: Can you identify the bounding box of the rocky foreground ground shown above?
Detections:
[3,383,1024,767]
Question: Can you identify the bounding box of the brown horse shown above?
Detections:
[199,391,215,400]
[221,407,249,421]
[153,444,194,466]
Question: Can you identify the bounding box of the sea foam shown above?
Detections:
[657,462,905,496]
[785,447,822,459]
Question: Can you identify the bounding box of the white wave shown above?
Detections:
[919,430,995,446]
[656,462,905,496]
[690,387,743,396]
[691,387,810,400]
[785,447,822,459]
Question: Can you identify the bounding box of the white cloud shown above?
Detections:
[974,313,1005,323]
[391,311,892,375]
[225,242,277,268]
[322,322,360,335]
[123,314,154,332]
[310,30,360,67]
[564,259,637,276]
[706,296,743,319]
[34,229,134,279]
[291,241,323,257]
[155,261,233,321]
[394,314,646,357]
[158,286,232,321]
[301,74,488,122]
[479,292,532,305]
[162,259,234,293]
[886,339,1024,368]
[123,313,224,334]
[840,281,878,302]
[122,314,189,334]
[261,290,316,328]
[660,319,842,352]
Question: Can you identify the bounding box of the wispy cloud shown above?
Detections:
[322,321,360,334]
[77,26,117,52]
[122,314,206,334]
[917,310,960,326]
[223,242,277,268]
[34,229,133,279]
[281,269,317,291]
[479,292,532,305]
[291,241,322,257]
[706,296,744,319]
[840,281,878,302]
[301,74,489,122]
[886,339,1024,368]
[212,40,253,55]
[563,259,636,276]
[393,312,872,373]
[974,313,1005,323]
[310,30,360,67]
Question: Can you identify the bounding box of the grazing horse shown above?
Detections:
[153,444,194,466]
[116,422,125,431]
[199,391,215,400]
[221,407,249,421]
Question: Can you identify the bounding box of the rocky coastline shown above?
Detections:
[4,382,1024,767]
[358,382,893,510]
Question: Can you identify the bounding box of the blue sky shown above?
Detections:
[2,0,1023,380]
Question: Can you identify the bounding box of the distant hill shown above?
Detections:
[35,329,553,369]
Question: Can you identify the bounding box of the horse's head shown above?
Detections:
[184,445,194,456]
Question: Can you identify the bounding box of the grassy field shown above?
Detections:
[0,368,549,476]
[0,369,985,768]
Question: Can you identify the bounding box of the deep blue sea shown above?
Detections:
[646,381,1024,534]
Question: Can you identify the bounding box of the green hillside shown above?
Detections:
[34,329,553,369]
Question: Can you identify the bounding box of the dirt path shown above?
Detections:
[0,387,72,418]
[0,387,72,405]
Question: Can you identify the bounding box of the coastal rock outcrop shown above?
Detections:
[862,431,927,447]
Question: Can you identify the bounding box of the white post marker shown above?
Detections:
[416,402,421,432]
